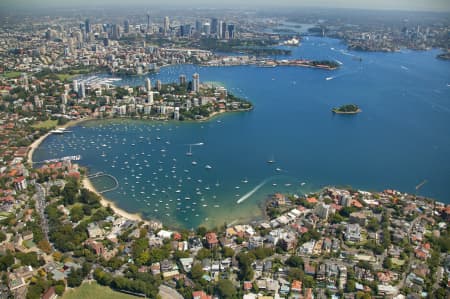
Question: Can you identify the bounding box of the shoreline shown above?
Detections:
[27,117,92,165]
[82,177,149,224]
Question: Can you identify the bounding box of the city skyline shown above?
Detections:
[0,0,449,12]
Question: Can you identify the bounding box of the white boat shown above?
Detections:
[192,161,197,165]
[205,165,212,169]
[276,168,282,172]
[301,182,306,186]
[50,128,71,134]
[326,76,334,81]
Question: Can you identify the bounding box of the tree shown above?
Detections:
[67,268,83,287]
[216,279,237,299]
[0,231,6,242]
[285,255,304,268]
[54,284,65,296]
[37,240,52,254]
[222,247,235,258]
[190,263,204,281]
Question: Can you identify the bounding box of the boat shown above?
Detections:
[205,165,212,169]
[186,144,193,156]
[325,76,334,81]
[276,167,282,172]
[300,182,306,186]
[50,128,71,134]
[192,161,197,165]
[242,178,248,184]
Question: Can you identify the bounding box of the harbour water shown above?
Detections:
[33,37,450,228]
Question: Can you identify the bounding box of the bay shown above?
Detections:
[33,37,450,229]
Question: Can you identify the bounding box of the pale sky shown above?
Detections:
[1,0,449,12]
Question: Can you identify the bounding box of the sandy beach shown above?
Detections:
[27,118,91,165]
[82,177,147,223]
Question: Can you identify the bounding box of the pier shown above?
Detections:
[34,155,81,164]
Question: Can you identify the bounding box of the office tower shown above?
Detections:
[218,20,223,39]
[221,22,227,39]
[228,24,235,39]
[156,80,162,91]
[111,24,121,40]
[145,78,152,91]
[124,19,130,33]
[180,24,191,37]
[85,19,91,34]
[147,14,151,33]
[211,18,218,35]
[203,23,211,35]
[147,92,154,105]
[79,82,85,98]
[192,73,200,93]
[179,74,186,85]
[73,80,79,92]
[195,20,202,33]
[164,16,170,36]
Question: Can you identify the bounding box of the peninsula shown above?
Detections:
[332,104,362,114]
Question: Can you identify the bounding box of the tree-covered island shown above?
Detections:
[332,104,362,114]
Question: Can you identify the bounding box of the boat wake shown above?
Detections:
[236,177,271,204]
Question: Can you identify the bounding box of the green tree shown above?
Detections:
[190,263,204,281]
[216,279,237,299]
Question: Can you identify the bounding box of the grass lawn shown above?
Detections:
[2,71,22,79]
[62,282,140,299]
[56,74,76,81]
[32,119,58,129]
[391,258,405,266]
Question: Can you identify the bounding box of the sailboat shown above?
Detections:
[267,155,275,164]
[186,144,193,156]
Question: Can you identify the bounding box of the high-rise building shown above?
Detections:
[218,21,223,39]
[228,24,235,39]
[85,19,91,34]
[203,23,211,35]
[73,79,79,92]
[195,20,202,33]
[124,19,130,33]
[192,73,200,93]
[147,14,151,33]
[111,24,121,40]
[147,92,154,105]
[179,74,186,85]
[211,18,218,34]
[180,24,191,37]
[145,78,152,91]
[221,22,227,39]
[79,82,86,98]
[163,16,170,36]
[156,80,162,91]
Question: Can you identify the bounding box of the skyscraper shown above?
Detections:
[124,19,130,33]
[203,23,211,35]
[192,73,200,93]
[163,16,170,36]
[147,14,151,33]
[228,24,235,39]
[221,22,227,39]
[218,20,223,39]
[195,20,202,34]
[156,80,162,91]
[179,74,186,85]
[145,78,152,91]
[211,18,218,35]
[85,19,91,34]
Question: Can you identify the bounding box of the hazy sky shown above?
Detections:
[1,0,449,12]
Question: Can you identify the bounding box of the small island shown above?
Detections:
[332,104,361,114]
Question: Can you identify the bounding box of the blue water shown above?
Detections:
[34,37,450,228]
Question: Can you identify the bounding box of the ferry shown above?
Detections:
[50,128,71,134]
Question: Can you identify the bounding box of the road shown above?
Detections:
[34,183,50,241]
